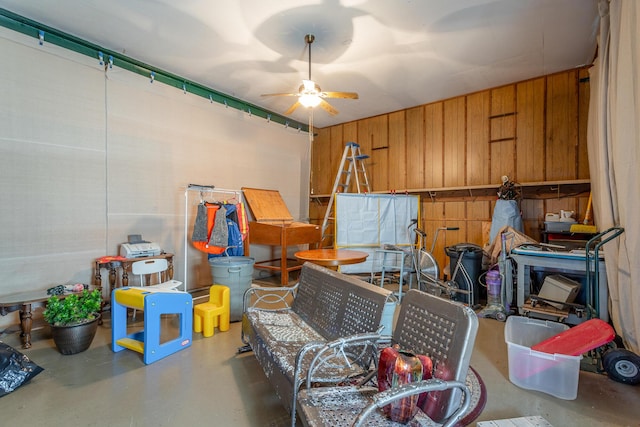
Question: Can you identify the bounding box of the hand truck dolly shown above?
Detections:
[528,227,640,385]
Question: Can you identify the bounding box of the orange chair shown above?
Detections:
[193,285,230,337]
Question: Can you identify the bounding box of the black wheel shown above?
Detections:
[603,348,640,385]
[495,311,507,322]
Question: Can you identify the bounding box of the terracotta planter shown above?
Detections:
[49,315,100,355]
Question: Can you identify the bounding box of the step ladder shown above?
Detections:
[321,142,370,242]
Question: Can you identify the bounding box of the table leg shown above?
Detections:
[94,261,102,288]
[122,269,130,287]
[95,263,106,323]
[18,303,32,349]
[109,267,118,289]
[281,245,288,285]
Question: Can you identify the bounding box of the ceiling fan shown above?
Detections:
[262,34,358,116]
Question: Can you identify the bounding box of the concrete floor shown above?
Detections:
[1,294,639,426]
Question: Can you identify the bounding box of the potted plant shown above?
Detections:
[43,288,102,355]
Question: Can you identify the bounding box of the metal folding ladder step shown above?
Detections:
[321,142,370,242]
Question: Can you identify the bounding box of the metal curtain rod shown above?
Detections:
[0,8,309,133]
[187,184,215,192]
[186,184,240,196]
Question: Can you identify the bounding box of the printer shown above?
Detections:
[119,234,162,258]
[119,242,162,258]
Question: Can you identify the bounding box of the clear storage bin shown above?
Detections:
[504,316,581,400]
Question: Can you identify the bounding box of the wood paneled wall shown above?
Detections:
[311,68,591,269]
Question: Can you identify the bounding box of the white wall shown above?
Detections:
[0,27,310,328]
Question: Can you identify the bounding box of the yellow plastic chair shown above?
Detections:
[193,285,230,337]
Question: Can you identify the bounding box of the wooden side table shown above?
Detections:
[94,253,174,316]
[94,253,174,289]
[247,222,322,285]
[0,290,52,349]
[0,287,94,349]
[294,249,368,270]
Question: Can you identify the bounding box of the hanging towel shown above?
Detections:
[209,205,228,247]
[191,203,209,242]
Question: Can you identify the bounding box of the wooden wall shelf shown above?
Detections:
[311,179,590,202]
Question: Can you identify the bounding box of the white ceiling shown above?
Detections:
[0,0,600,128]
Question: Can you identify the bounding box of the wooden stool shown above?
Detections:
[194,285,230,337]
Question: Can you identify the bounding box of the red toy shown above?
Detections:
[532,318,615,356]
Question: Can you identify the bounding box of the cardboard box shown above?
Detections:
[505,316,581,400]
[538,275,581,309]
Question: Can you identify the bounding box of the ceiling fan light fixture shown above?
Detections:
[302,79,317,92]
[299,94,321,108]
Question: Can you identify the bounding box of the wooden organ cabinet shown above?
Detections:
[242,188,321,285]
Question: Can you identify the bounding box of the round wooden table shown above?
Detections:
[294,249,369,269]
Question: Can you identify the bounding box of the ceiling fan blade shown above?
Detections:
[284,101,302,115]
[261,92,299,97]
[318,99,338,116]
[320,91,359,99]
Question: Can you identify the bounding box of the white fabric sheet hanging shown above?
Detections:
[335,194,419,274]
